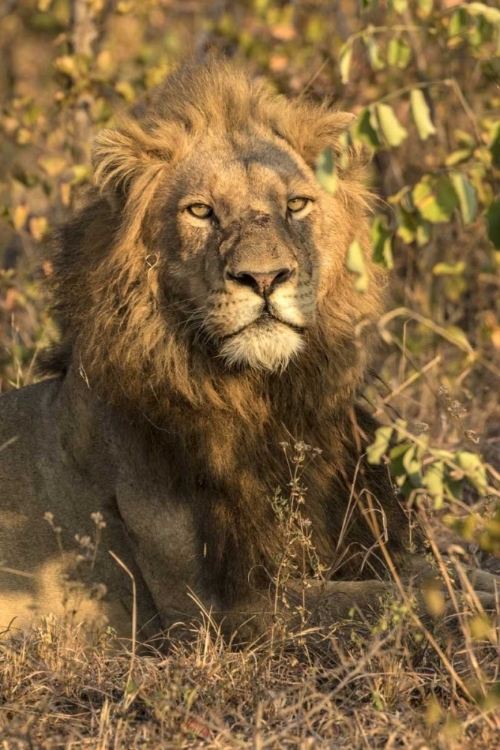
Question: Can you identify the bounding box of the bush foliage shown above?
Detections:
[1,1,500,747]
[3,0,500,547]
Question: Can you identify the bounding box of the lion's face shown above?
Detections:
[84,62,379,395]
[148,130,347,372]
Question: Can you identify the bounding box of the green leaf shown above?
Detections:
[389,443,408,473]
[371,215,394,269]
[456,451,488,494]
[38,156,66,176]
[442,276,467,303]
[375,103,408,147]
[470,165,493,205]
[417,0,433,18]
[115,81,136,103]
[367,425,394,464]
[346,239,369,293]
[410,89,436,141]
[424,460,445,508]
[387,39,399,67]
[339,44,353,84]
[394,205,417,243]
[254,0,271,13]
[466,3,500,26]
[445,149,472,167]
[394,419,411,442]
[489,122,500,168]
[365,36,385,71]
[444,325,473,353]
[306,17,325,43]
[390,0,408,13]
[54,55,79,80]
[433,261,466,276]
[355,108,381,148]
[449,8,468,38]
[389,443,419,496]
[315,146,337,194]
[486,200,500,248]
[455,129,475,148]
[450,173,478,225]
[336,131,353,173]
[412,176,458,224]
[71,164,92,185]
[125,678,138,693]
[402,445,423,488]
[13,204,28,231]
[387,37,412,68]
[416,220,432,247]
[433,267,468,302]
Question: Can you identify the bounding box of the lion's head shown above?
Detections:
[45,60,384,419]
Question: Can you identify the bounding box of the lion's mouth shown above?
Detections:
[223,312,305,341]
[216,309,306,371]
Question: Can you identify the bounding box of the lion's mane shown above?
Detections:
[42,60,410,589]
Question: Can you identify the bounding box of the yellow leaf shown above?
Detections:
[54,56,77,78]
[38,156,66,177]
[410,89,436,141]
[469,615,492,640]
[13,204,28,231]
[346,239,369,293]
[115,81,136,103]
[422,585,446,617]
[339,44,353,84]
[29,216,48,242]
[271,23,296,41]
[16,128,31,145]
[425,695,443,726]
[60,183,71,207]
[376,103,408,147]
[491,327,500,349]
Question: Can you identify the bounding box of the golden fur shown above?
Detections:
[0,61,446,640]
[47,61,382,417]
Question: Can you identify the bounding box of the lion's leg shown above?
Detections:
[466,568,500,594]
[230,569,500,642]
[288,573,500,635]
[449,567,500,613]
[216,579,396,642]
[300,579,394,615]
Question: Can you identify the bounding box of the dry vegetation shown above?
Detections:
[1,0,500,747]
[1,517,500,748]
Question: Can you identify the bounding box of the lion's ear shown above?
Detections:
[307,111,372,178]
[282,107,372,179]
[91,121,170,197]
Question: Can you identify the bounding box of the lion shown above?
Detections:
[0,60,496,642]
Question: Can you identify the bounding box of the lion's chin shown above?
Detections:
[218,321,305,372]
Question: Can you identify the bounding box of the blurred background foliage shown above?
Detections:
[1,0,500,550]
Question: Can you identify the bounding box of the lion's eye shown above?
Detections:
[187,203,213,219]
[287,197,310,213]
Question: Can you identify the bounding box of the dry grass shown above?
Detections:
[1,534,500,749]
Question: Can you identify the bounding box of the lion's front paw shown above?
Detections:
[459,567,500,612]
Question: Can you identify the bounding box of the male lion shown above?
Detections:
[0,61,495,642]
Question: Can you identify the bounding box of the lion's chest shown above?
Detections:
[115,450,334,617]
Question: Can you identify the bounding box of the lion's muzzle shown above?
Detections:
[225,267,295,296]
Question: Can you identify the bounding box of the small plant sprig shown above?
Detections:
[270,441,328,631]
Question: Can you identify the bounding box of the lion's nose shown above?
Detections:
[226,268,294,296]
